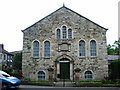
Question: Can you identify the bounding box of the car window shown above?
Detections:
[0,74,4,78]
[2,74,10,78]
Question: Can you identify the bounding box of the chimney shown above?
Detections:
[0,44,4,50]
[1,44,4,49]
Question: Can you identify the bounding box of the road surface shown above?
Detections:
[16,85,120,90]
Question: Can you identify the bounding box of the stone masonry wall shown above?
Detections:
[22,6,108,81]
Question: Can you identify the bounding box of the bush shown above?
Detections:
[80,80,102,82]
[2,67,13,74]
[115,79,120,84]
[102,79,114,84]
[22,77,48,82]
[22,77,31,81]
[31,80,48,82]
[109,59,120,79]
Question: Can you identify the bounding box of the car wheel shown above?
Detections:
[2,83,9,90]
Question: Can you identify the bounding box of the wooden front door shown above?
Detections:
[60,62,70,79]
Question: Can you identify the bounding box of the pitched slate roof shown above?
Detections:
[108,55,119,60]
[0,44,13,56]
[22,6,108,32]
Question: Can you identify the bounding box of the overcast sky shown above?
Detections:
[0,0,119,52]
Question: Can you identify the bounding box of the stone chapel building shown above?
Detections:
[22,6,108,81]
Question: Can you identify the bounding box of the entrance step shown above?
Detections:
[54,81,76,87]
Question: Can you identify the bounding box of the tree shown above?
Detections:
[113,40,120,56]
[107,44,115,55]
[13,52,22,70]
[107,40,120,55]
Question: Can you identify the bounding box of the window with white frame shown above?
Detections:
[56,26,73,40]
[90,40,96,56]
[44,41,50,57]
[33,41,39,57]
[68,29,72,39]
[38,71,45,80]
[85,71,93,80]
[57,29,61,40]
[62,26,67,39]
[0,54,2,59]
[79,40,86,56]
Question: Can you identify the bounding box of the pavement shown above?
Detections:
[16,85,120,90]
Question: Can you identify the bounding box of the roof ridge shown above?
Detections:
[22,6,108,32]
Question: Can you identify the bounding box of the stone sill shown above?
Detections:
[32,57,39,59]
[44,57,51,59]
[78,57,86,59]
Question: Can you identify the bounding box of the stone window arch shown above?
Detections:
[85,71,93,80]
[62,26,67,39]
[68,29,72,39]
[38,71,45,80]
[33,41,39,57]
[57,29,61,40]
[44,41,50,57]
[79,40,86,56]
[90,40,96,56]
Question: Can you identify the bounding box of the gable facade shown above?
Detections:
[22,6,108,81]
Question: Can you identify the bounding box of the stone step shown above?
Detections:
[54,81,76,87]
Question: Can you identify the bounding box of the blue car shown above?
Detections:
[0,70,21,89]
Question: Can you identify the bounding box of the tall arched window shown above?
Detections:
[79,40,85,56]
[38,71,45,80]
[33,41,39,57]
[57,29,61,40]
[85,71,93,80]
[90,40,96,56]
[44,41,50,57]
[62,26,67,39]
[68,29,72,39]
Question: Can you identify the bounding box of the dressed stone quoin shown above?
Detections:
[22,5,108,81]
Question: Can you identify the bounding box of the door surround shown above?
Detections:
[56,55,74,80]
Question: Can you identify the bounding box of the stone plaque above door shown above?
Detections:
[58,43,71,52]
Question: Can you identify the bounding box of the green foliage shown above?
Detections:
[115,79,120,84]
[22,77,48,82]
[31,80,48,82]
[111,59,120,63]
[80,80,102,82]
[109,59,120,79]
[102,79,120,84]
[13,52,22,70]
[22,77,31,81]
[102,79,114,84]
[107,44,115,55]
[2,67,13,74]
[107,40,120,55]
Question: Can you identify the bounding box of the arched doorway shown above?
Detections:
[56,55,74,81]
[60,58,70,79]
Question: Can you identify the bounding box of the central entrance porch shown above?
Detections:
[56,57,73,81]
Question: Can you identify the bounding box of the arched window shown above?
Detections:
[90,40,96,56]
[68,29,72,39]
[62,26,67,39]
[38,71,45,80]
[33,41,39,57]
[57,29,61,40]
[44,41,50,57]
[85,71,93,80]
[79,40,85,56]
